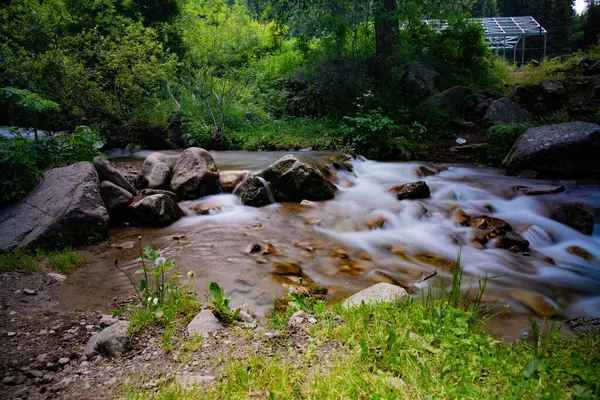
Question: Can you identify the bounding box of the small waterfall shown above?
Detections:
[256,176,276,204]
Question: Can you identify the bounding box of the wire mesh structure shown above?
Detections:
[425,16,548,64]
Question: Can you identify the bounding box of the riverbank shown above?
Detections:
[1,258,599,399]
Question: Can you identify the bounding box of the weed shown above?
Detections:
[47,250,85,274]
[0,247,39,273]
[208,282,240,325]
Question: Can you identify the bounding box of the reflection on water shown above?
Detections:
[58,152,600,340]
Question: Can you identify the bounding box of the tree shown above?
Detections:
[580,0,600,48]
[0,88,60,141]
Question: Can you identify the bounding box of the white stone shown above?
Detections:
[342,283,409,308]
[47,273,67,283]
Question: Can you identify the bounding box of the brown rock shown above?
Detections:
[263,243,284,256]
[388,181,430,201]
[219,171,249,193]
[365,216,389,230]
[192,200,222,215]
[513,185,565,196]
[359,252,373,261]
[494,232,530,251]
[552,203,594,235]
[472,216,512,234]
[567,246,594,261]
[273,261,303,276]
[453,209,471,227]
[509,291,557,318]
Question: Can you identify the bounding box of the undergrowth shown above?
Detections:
[0,247,85,274]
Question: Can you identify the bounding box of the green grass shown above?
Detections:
[509,45,600,87]
[47,250,86,274]
[0,247,40,273]
[225,118,343,151]
[485,123,532,165]
[0,247,86,274]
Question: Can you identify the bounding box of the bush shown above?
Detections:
[486,123,531,164]
[0,126,102,207]
[341,110,402,159]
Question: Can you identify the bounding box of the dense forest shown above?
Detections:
[0,0,599,204]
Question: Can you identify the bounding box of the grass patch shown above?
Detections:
[123,257,600,399]
[47,250,86,274]
[0,247,40,273]
[225,118,342,151]
[508,45,600,87]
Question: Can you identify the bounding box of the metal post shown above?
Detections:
[514,37,519,63]
[543,34,547,60]
[503,36,506,60]
[521,35,526,65]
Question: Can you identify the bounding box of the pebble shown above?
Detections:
[27,370,43,378]
[7,332,16,337]
[47,273,67,283]
[36,354,48,362]
[23,289,37,295]
[2,376,15,385]
[80,361,89,368]
[42,372,55,383]
[58,358,70,365]
[9,311,16,316]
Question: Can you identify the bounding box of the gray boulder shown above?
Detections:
[0,162,109,252]
[84,320,129,358]
[484,97,533,125]
[257,155,336,203]
[141,188,178,201]
[342,283,409,308]
[187,309,223,336]
[405,64,437,95]
[92,157,136,195]
[503,122,600,176]
[131,194,183,226]
[235,176,273,207]
[423,86,473,114]
[100,181,133,214]
[137,153,172,190]
[170,148,219,199]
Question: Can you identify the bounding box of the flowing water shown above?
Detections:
[55,151,600,339]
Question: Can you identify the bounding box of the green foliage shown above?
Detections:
[341,109,402,159]
[47,250,86,274]
[115,245,200,342]
[0,247,39,273]
[0,87,60,124]
[208,281,240,325]
[486,123,531,164]
[0,125,101,207]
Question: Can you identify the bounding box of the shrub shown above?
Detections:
[340,110,402,159]
[486,123,531,164]
[0,126,101,207]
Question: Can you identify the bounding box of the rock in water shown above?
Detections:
[84,320,130,358]
[0,162,109,252]
[388,181,431,200]
[92,157,136,195]
[187,309,223,335]
[509,291,557,318]
[342,283,409,308]
[484,97,533,125]
[137,153,173,190]
[257,155,336,203]
[503,122,600,176]
[170,148,219,199]
[140,188,178,201]
[236,176,273,207]
[100,181,133,214]
[219,171,249,193]
[131,194,183,226]
[551,203,594,235]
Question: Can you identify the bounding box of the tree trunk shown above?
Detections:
[374,0,399,57]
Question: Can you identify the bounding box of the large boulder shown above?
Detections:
[551,203,595,235]
[100,181,133,214]
[137,153,172,190]
[423,86,473,115]
[484,97,533,125]
[92,157,136,195]
[405,64,437,95]
[257,155,336,203]
[503,122,600,176]
[131,194,183,226]
[235,176,273,207]
[342,283,409,308]
[0,162,109,252]
[170,148,219,200]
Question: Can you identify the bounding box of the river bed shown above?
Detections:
[54,151,600,340]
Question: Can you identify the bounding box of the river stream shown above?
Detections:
[54,151,600,340]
